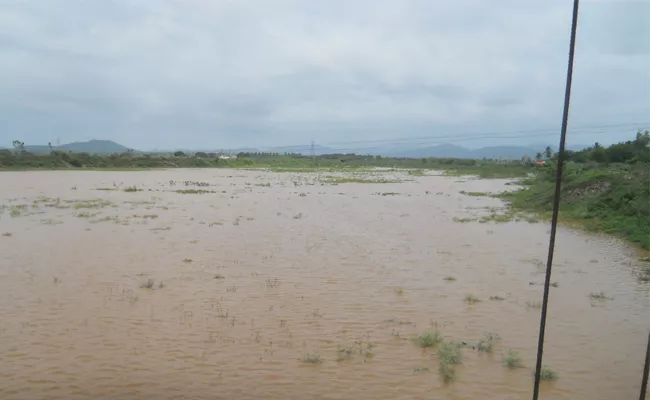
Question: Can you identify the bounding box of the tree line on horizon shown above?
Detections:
[1,130,647,169]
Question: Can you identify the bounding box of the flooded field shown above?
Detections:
[0,169,648,400]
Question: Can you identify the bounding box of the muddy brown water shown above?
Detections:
[0,169,648,400]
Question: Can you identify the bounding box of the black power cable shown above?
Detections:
[641,331,649,400]
[531,0,580,399]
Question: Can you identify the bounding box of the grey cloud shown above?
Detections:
[0,0,648,150]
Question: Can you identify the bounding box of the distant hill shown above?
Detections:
[390,144,542,159]
[391,143,471,158]
[266,144,338,155]
[59,140,131,153]
[471,145,539,159]
[7,139,593,159]
[22,140,131,154]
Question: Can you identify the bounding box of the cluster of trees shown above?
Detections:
[236,152,283,157]
[534,146,555,162]
[0,149,253,169]
[561,130,649,164]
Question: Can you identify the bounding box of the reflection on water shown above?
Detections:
[0,169,648,400]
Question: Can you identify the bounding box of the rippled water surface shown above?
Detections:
[0,169,648,400]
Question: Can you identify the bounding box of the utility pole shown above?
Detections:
[310,140,316,166]
[532,1,579,399]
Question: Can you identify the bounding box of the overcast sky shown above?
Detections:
[0,0,648,150]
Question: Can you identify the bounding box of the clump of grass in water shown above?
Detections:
[443,276,457,281]
[504,349,523,369]
[73,200,113,209]
[301,352,323,364]
[413,331,443,348]
[438,342,462,383]
[538,365,558,381]
[91,215,120,224]
[589,292,613,301]
[175,189,216,194]
[640,266,650,283]
[464,294,481,304]
[336,340,374,362]
[183,258,192,263]
[76,212,97,218]
[484,332,501,341]
[489,295,505,301]
[133,214,158,219]
[395,287,404,295]
[336,346,355,362]
[139,279,164,289]
[407,169,427,177]
[479,213,514,223]
[526,301,542,309]
[265,277,281,288]
[459,190,489,197]
[325,177,398,184]
[438,341,462,364]
[439,361,456,383]
[140,279,155,289]
[477,339,493,353]
[123,185,141,192]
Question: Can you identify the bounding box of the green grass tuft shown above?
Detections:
[301,352,323,364]
[459,190,490,197]
[324,176,399,184]
[437,342,462,383]
[504,350,523,369]
[589,291,613,301]
[464,294,481,304]
[538,365,558,381]
[175,189,216,194]
[413,331,443,348]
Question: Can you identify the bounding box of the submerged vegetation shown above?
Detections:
[301,352,323,364]
[438,342,462,383]
[4,133,645,251]
[464,294,481,304]
[504,350,524,369]
[538,366,558,381]
[413,331,443,348]
[4,134,645,249]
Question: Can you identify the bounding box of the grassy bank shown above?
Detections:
[499,162,649,250]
